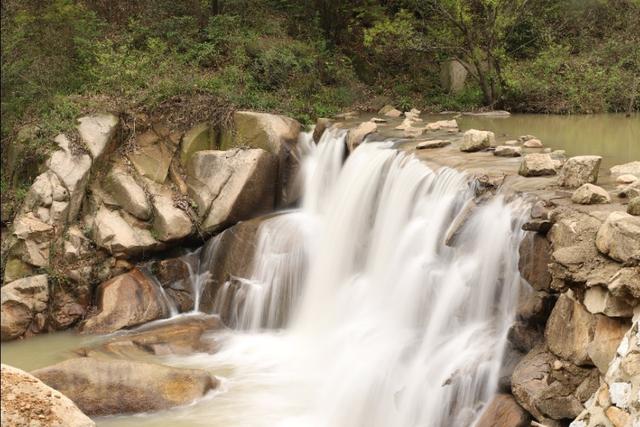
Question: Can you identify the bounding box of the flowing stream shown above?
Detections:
[2,129,530,427]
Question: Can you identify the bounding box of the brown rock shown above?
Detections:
[545,294,595,366]
[80,269,169,334]
[518,232,552,291]
[33,357,217,416]
[1,274,49,341]
[475,394,530,427]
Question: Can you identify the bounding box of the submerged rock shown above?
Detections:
[416,139,450,149]
[33,357,217,416]
[610,161,640,179]
[518,153,556,177]
[1,274,49,341]
[80,269,169,334]
[460,129,495,152]
[571,184,611,205]
[559,156,602,188]
[523,138,543,148]
[595,211,640,263]
[1,364,95,427]
[187,148,277,233]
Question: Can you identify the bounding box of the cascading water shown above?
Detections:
[145,128,528,427]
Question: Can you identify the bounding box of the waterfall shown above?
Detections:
[176,128,527,427]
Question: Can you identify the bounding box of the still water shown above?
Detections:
[457,113,640,168]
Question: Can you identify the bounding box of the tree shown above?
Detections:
[411,0,531,107]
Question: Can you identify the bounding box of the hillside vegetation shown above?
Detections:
[1,0,639,215]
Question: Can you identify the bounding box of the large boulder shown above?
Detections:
[628,196,640,216]
[518,232,552,291]
[222,111,301,206]
[1,364,95,427]
[80,269,169,334]
[559,156,602,188]
[378,105,402,117]
[518,154,556,177]
[1,275,49,341]
[460,129,495,152]
[571,184,610,205]
[77,113,119,161]
[47,134,92,221]
[511,345,598,422]
[128,130,176,183]
[187,149,277,233]
[346,121,377,152]
[610,161,640,179]
[595,211,640,263]
[92,206,160,256]
[103,167,151,220]
[475,394,530,427]
[32,357,217,416]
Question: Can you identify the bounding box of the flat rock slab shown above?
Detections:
[416,140,450,149]
[33,357,218,416]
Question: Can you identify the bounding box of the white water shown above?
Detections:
[100,128,527,427]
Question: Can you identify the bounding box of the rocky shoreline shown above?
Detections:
[1,107,639,426]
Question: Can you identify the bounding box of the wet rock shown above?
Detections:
[516,291,556,325]
[444,199,477,247]
[77,113,119,161]
[518,153,556,177]
[85,315,223,358]
[518,232,552,292]
[80,269,169,334]
[545,294,596,366]
[224,111,301,206]
[128,131,176,183]
[628,196,640,215]
[595,211,640,263]
[346,121,377,152]
[416,139,450,149]
[103,167,151,220]
[475,394,530,427]
[559,156,602,188]
[571,184,611,205]
[521,219,552,234]
[550,150,567,169]
[313,118,333,142]
[47,134,92,221]
[33,357,217,416]
[460,129,495,152]
[379,105,402,117]
[92,206,161,256]
[1,364,95,427]
[610,161,640,179]
[187,149,277,233]
[1,274,49,341]
[494,145,522,157]
[509,321,544,353]
[180,123,214,166]
[512,345,598,422]
[151,193,192,242]
[523,138,543,148]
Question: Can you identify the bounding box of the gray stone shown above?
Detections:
[77,113,119,161]
[47,134,92,221]
[559,156,602,188]
[571,184,611,205]
[518,154,556,177]
[103,167,151,220]
[151,193,192,242]
[416,139,450,149]
[494,145,522,157]
[187,149,277,233]
[460,129,495,152]
[128,131,176,183]
[92,206,160,256]
[628,197,640,216]
[1,275,49,341]
[595,211,640,262]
